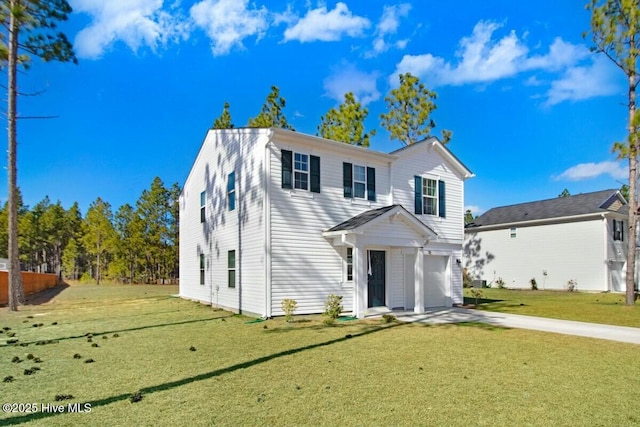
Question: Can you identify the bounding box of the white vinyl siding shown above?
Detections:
[268,140,392,315]
[179,129,265,314]
[465,219,609,291]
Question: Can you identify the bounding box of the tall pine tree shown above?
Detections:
[0,0,76,310]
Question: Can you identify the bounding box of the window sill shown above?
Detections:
[289,190,314,199]
[341,281,354,289]
[350,199,371,207]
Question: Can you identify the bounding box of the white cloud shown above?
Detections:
[555,161,627,181]
[190,0,268,56]
[368,3,411,56]
[72,0,188,59]
[283,2,370,43]
[544,56,620,106]
[389,20,619,106]
[323,63,380,106]
[524,37,589,71]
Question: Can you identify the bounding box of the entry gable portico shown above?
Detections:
[323,205,437,318]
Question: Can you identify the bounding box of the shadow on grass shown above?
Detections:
[448,321,510,332]
[1,322,405,425]
[462,296,504,305]
[0,283,71,308]
[263,321,385,334]
[0,315,232,348]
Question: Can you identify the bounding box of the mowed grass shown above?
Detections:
[0,285,639,427]
[464,288,640,327]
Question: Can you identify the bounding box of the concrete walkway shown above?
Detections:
[392,307,640,345]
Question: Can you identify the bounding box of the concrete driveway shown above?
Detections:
[392,307,640,345]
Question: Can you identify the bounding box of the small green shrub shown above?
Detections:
[495,277,506,289]
[281,298,298,322]
[566,279,577,292]
[530,278,538,290]
[462,268,473,288]
[382,314,396,324]
[323,294,343,320]
[470,288,483,306]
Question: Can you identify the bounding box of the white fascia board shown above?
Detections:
[465,212,612,232]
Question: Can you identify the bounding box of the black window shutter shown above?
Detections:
[310,155,321,193]
[414,176,422,214]
[343,162,353,198]
[281,150,292,189]
[438,180,446,218]
[367,167,376,202]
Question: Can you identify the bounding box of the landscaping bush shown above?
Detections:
[566,279,577,292]
[470,288,483,307]
[281,298,298,322]
[495,277,506,289]
[323,294,343,323]
[462,268,473,288]
[530,278,538,290]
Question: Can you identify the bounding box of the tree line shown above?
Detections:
[0,177,180,284]
[212,73,452,147]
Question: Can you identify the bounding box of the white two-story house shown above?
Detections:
[179,128,473,318]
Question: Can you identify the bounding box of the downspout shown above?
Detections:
[238,163,242,314]
[264,132,273,318]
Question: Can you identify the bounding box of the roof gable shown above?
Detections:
[468,189,627,229]
[390,136,474,179]
[324,205,437,240]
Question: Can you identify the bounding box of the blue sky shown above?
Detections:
[2,0,630,215]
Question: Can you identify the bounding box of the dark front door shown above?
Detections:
[368,250,386,307]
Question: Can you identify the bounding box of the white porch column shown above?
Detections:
[414,248,425,313]
[354,245,367,318]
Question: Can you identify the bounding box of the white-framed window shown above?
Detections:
[613,220,624,241]
[200,191,206,223]
[227,172,235,211]
[353,165,366,199]
[422,178,438,215]
[294,153,309,190]
[199,254,205,285]
[346,247,353,281]
[228,250,236,288]
[510,227,517,238]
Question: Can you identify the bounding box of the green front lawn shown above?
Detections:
[464,288,640,327]
[1,284,639,426]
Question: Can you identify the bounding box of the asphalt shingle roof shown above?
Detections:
[468,189,627,228]
[326,205,399,232]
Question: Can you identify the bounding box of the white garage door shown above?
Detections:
[424,255,447,308]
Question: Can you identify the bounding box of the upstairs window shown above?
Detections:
[281,150,320,193]
[414,176,445,217]
[613,220,624,241]
[343,162,376,201]
[294,153,308,190]
[227,172,235,211]
[200,191,206,223]
[510,227,517,238]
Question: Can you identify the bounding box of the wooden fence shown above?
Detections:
[0,272,59,305]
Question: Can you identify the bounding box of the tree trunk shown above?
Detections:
[626,68,638,305]
[7,0,24,311]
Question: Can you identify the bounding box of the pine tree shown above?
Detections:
[212,101,234,129]
[1,0,77,310]
[317,92,375,147]
[587,0,640,304]
[248,86,294,130]
[380,73,451,146]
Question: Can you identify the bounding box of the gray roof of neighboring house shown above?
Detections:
[467,189,627,228]
[326,205,399,232]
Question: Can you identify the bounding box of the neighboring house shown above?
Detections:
[179,128,473,318]
[464,189,628,292]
